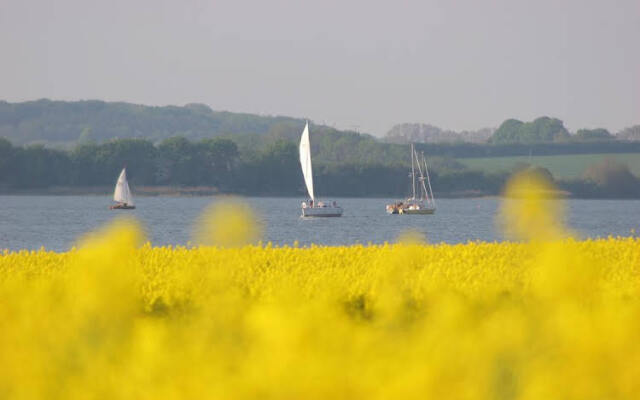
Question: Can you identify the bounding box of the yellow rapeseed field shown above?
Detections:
[1,172,639,399]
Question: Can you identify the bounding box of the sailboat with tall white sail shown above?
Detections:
[386,144,436,215]
[299,122,343,217]
[110,168,136,210]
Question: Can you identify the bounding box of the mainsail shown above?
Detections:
[113,168,134,205]
[299,122,315,200]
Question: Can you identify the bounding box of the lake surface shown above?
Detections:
[1,195,639,252]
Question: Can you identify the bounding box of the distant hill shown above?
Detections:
[0,99,305,146]
[385,123,494,144]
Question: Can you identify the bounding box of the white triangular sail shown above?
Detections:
[299,122,315,201]
[113,168,134,205]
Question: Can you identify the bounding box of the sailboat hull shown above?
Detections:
[400,208,435,215]
[386,205,435,215]
[301,207,343,217]
[110,204,136,210]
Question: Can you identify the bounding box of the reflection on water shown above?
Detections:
[0,195,638,251]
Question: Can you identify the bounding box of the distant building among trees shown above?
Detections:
[575,128,614,141]
[385,123,494,144]
[616,125,640,141]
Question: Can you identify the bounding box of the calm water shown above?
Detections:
[1,195,639,252]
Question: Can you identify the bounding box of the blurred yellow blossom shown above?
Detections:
[0,190,639,399]
[192,199,263,247]
[498,169,568,241]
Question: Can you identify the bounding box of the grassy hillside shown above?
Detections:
[460,153,640,179]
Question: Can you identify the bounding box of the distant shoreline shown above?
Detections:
[0,187,637,199]
[0,186,496,199]
[0,186,222,197]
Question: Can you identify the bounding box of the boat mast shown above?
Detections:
[422,152,435,207]
[414,152,429,202]
[410,143,416,200]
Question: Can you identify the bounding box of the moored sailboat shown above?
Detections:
[386,144,436,215]
[299,122,343,217]
[110,168,136,210]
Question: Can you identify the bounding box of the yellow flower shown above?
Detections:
[0,192,639,398]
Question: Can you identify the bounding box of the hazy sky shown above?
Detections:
[1,0,639,136]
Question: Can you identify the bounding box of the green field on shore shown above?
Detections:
[459,153,640,179]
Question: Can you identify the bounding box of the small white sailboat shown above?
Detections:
[110,168,136,210]
[299,122,343,217]
[386,144,436,215]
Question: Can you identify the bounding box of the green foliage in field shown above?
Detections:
[460,153,640,179]
[575,128,614,141]
[581,159,640,198]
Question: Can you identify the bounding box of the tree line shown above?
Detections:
[1,136,639,198]
[489,117,638,144]
[388,117,640,145]
[0,136,504,196]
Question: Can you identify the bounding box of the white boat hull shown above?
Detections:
[386,206,435,215]
[301,206,343,217]
[386,199,435,215]
[400,207,435,215]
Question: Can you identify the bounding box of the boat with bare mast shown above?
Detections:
[386,144,436,215]
[299,122,343,217]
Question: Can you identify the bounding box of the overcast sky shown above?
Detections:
[1,0,639,135]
